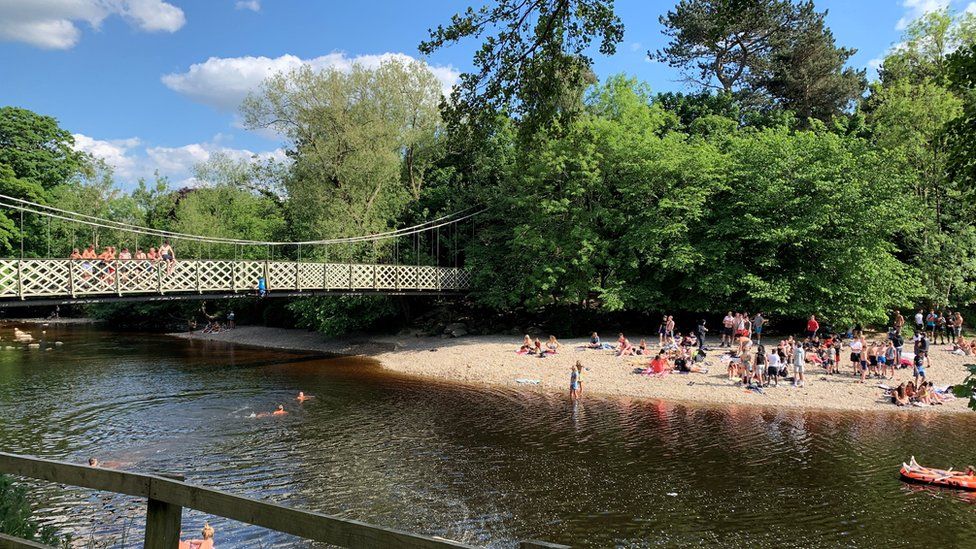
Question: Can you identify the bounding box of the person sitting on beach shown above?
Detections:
[616,334,634,356]
[645,351,669,375]
[726,352,741,381]
[905,381,917,402]
[953,336,973,356]
[674,346,707,374]
[534,337,544,357]
[570,361,583,400]
[272,404,287,416]
[296,391,312,403]
[915,382,932,405]
[892,384,909,406]
[519,335,533,353]
[546,335,561,353]
[636,338,649,356]
[179,522,215,549]
[588,332,601,348]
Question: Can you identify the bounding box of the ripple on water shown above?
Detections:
[0,326,975,548]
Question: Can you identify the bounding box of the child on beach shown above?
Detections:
[914,352,928,386]
[793,343,806,387]
[570,361,583,400]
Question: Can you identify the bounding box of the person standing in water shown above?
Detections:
[570,361,583,400]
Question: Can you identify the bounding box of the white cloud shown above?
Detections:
[72,134,143,179]
[0,0,185,49]
[161,52,460,112]
[235,0,261,12]
[896,0,950,30]
[629,42,643,52]
[966,1,976,13]
[73,133,285,187]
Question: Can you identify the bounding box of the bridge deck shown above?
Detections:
[0,259,469,302]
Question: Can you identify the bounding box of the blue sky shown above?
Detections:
[0,0,971,187]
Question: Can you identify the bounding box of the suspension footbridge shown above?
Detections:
[0,194,476,306]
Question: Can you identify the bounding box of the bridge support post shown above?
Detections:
[68,260,76,298]
[295,261,300,291]
[156,263,163,295]
[372,264,377,290]
[196,261,202,294]
[349,264,353,290]
[16,260,23,300]
[231,261,237,293]
[263,261,270,292]
[114,260,121,296]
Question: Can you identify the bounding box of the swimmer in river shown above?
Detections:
[296,391,312,403]
[88,457,98,467]
[272,404,288,416]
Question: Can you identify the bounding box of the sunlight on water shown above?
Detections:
[0,324,974,548]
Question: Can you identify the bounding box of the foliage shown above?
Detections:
[0,107,92,253]
[419,0,624,131]
[656,0,865,122]
[879,8,976,87]
[287,295,397,336]
[952,363,976,411]
[242,58,443,254]
[0,474,69,547]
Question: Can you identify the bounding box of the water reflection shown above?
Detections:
[0,324,974,547]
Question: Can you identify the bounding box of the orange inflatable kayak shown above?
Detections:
[901,456,976,491]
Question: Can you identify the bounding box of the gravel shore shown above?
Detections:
[171,326,975,414]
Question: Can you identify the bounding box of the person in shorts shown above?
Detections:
[913,352,927,386]
[793,343,806,387]
[722,312,734,348]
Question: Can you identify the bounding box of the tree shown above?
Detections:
[0,107,89,191]
[242,58,443,251]
[655,0,817,93]
[880,8,976,87]
[0,107,92,253]
[762,17,866,122]
[419,0,623,130]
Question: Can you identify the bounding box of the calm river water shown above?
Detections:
[0,324,974,548]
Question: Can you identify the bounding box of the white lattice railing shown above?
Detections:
[0,259,470,300]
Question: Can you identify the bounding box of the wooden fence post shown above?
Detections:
[144,497,182,549]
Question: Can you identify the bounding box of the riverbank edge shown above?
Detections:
[169,325,976,416]
[3,317,103,325]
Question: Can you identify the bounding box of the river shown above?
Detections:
[0,324,973,548]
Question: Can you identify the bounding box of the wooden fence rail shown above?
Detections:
[0,452,569,549]
[0,259,470,302]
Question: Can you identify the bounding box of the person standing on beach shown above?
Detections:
[793,342,806,387]
[695,319,707,350]
[722,312,734,347]
[806,315,819,341]
[893,310,905,335]
[570,361,583,400]
[954,311,964,340]
[753,312,765,344]
[914,309,924,335]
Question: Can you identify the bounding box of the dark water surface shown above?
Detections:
[0,324,974,548]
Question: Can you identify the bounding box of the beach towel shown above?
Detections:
[515,349,529,355]
[515,378,541,384]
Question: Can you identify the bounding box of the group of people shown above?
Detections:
[526,307,966,401]
[518,334,561,357]
[68,240,177,280]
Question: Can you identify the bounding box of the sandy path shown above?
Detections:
[171,327,976,414]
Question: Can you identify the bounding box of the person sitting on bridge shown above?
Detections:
[159,240,176,274]
[69,248,81,260]
[97,246,116,284]
[80,244,97,279]
[147,246,159,261]
[118,247,132,279]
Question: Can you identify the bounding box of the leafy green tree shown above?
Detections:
[242,58,443,252]
[880,8,976,87]
[0,107,92,253]
[419,0,623,131]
